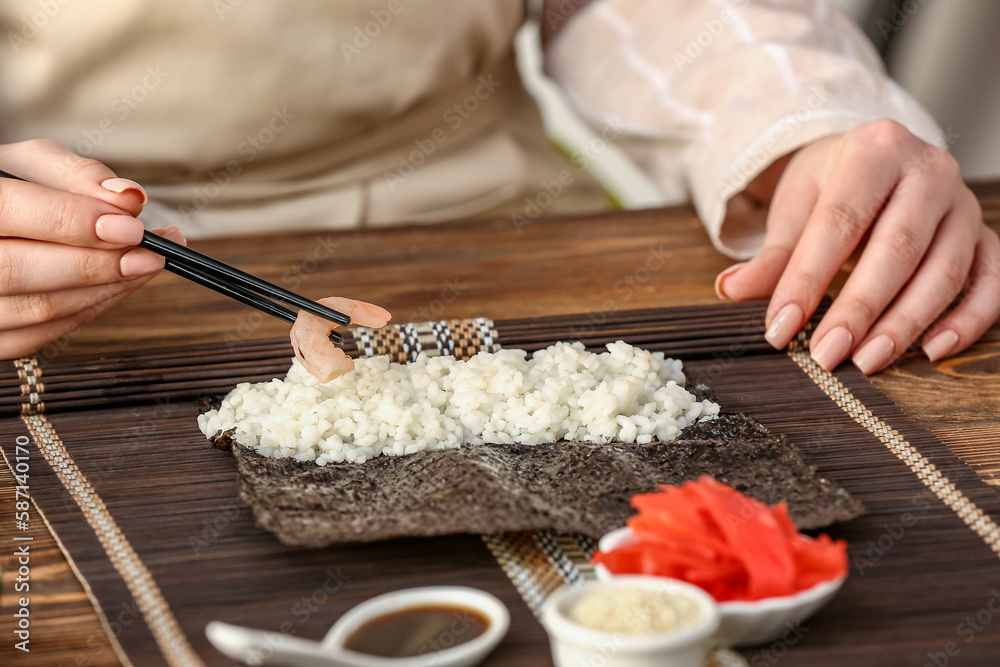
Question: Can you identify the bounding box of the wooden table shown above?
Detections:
[3,182,999,665]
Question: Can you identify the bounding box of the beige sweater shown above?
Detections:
[1,0,939,257]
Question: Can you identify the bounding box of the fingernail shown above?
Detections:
[96,214,144,245]
[765,303,805,348]
[923,330,959,362]
[714,262,746,300]
[852,334,895,375]
[811,326,854,371]
[101,178,148,203]
[120,248,163,276]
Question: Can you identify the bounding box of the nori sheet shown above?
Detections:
[225,413,864,547]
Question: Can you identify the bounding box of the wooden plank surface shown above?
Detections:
[2,181,999,666]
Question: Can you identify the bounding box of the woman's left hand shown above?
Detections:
[716,119,1000,374]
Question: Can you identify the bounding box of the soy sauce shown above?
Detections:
[343,605,489,658]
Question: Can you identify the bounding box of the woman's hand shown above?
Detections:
[716,120,1000,374]
[0,139,186,360]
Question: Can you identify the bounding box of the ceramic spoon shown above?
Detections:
[206,622,355,667]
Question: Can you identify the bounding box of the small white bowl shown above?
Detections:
[595,527,846,647]
[541,576,719,667]
[324,587,510,667]
[207,586,509,667]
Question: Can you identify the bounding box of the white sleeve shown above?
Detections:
[545,0,945,259]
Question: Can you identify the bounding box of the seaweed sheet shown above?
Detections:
[227,413,864,547]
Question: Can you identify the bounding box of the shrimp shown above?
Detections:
[290,296,392,382]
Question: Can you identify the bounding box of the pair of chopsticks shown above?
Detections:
[139,232,350,344]
[0,171,349,342]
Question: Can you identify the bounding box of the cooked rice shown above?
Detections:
[198,341,719,465]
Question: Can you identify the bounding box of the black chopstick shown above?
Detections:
[0,171,352,338]
[163,260,344,344]
[140,231,351,327]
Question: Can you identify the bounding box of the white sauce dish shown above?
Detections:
[206,585,509,667]
[541,576,719,667]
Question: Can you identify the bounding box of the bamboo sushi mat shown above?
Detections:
[4,302,1000,666]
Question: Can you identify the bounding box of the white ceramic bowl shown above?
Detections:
[541,576,720,667]
[207,586,509,667]
[323,586,510,667]
[595,527,846,647]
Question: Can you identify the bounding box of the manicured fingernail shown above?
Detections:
[852,334,895,375]
[923,330,959,362]
[765,303,804,348]
[811,326,854,371]
[162,225,188,245]
[96,214,144,245]
[101,177,148,203]
[120,248,163,276]
[714,262,746,300]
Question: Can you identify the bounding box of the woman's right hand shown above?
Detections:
[0,139,186,360]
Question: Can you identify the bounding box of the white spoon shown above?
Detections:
[206,622,353,667]
[206,586,510,667]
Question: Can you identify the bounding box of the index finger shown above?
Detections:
[764,123,909,348]
[0,177,145,248]
[0,140,146,216]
